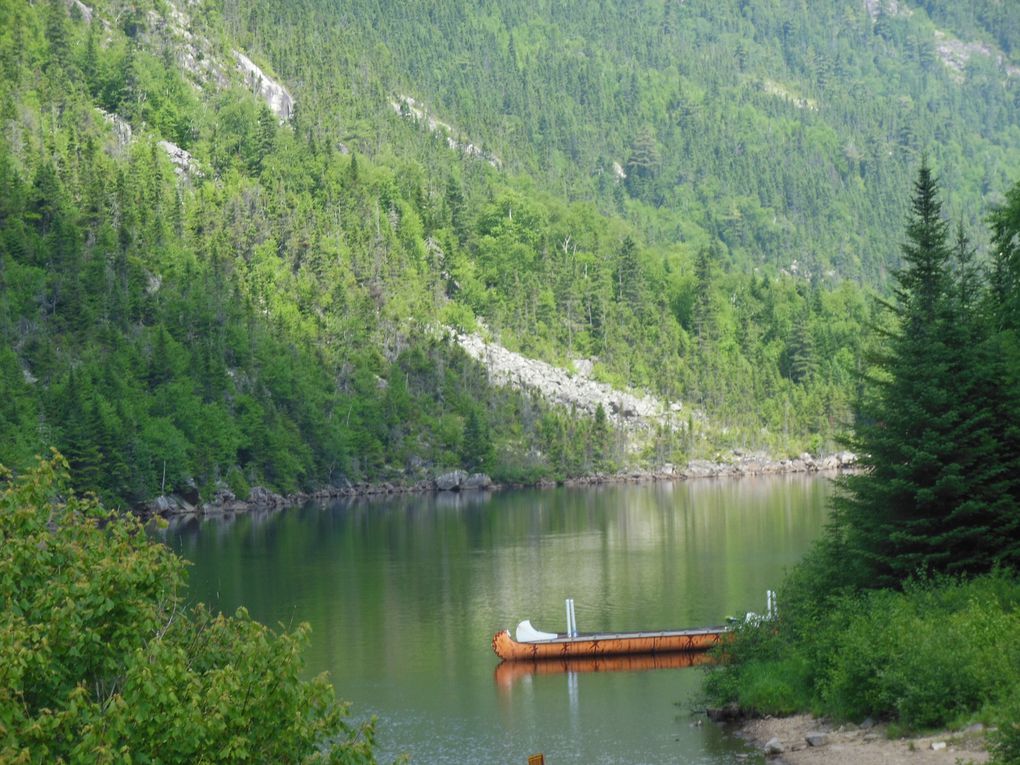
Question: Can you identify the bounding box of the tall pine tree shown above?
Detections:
[833,162,1000,587]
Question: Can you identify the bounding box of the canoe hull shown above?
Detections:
[492,626,729,661]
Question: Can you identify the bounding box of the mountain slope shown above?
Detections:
[5,0,1014,506]
[222,0,1020,282]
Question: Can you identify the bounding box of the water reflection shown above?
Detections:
[494,651,717,693]
[163,475,833,764]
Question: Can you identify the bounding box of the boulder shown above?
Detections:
[172,495,196,514]
[150,495,176,514]
[705,703,743,722]
[764,737,784,756]
[462,473,493,490]
[212,484,236,504]
[435,470,468,491]
[248,486,284,507]
[805,732,828,747]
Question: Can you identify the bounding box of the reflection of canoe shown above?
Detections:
[494,651,716,688]
[491,625,730,661]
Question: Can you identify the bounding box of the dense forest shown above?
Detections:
[1,0,1019,509]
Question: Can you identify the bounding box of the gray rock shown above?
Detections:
[964,723,985,734]
[453,331,666,428]
[151,495,175,514]
[461,473,493,490]
[212,484,236,504]
[930,742,947,751]
[705,703,742,722]
[764,737,784,755]
[859,716,875,730]
[234,51,294,120]
[158,140,203,179]
[248,486,284,507]
[435,470,468,491]
[96,108,132,150]
[805,732,828,747]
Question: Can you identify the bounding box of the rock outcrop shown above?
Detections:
[679,451,856,478]
[235,51,295,121]
[434,470,493,491]
[96,108,132,151]
[453,331,670,430]
[435,470,469,491]
[158,140,202,179]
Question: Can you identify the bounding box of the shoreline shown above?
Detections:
[736,713,989,765]
[143,452,857,518]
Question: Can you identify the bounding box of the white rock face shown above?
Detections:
[158,140,202,179]
[933,30,1020,80]
[453,332,668,429]
[69,0,93,23]
[235,51,294,121]
[96,108,132,150]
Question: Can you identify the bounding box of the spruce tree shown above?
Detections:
[985,184,1020,566]
[833,162,995,586]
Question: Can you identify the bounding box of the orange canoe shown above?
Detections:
[491,624,730,661]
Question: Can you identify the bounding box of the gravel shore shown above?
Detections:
[739,713,989,765]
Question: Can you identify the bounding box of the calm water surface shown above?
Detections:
[165,475,834,764]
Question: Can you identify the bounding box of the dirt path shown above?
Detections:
[739,714,989,765]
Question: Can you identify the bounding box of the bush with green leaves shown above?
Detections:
[0,453,377,764]
[991,697,1020,765]
[704,573,1020,732]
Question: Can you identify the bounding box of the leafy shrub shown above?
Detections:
[705,572,1020,732]
[226,464,252,501]
[991,697,1020,765]
[0,453,378,764]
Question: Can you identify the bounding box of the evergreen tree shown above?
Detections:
[44,0,69,72]
[614,235,642,308]
[789,311,817,384]
[624,127,660,200]
[833,162,1000,586]
[461,407,493,473]
[988,181,1020,332]
[985,184,1020,565]
[692,244,718,350]
[591,402,611,473]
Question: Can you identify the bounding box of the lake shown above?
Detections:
[164,474,834,764]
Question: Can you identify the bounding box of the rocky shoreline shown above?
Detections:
[144,451,857,518]
[735,713,989,765]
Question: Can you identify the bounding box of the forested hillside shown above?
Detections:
[1,0,1018,508]
[225,0,1020,279]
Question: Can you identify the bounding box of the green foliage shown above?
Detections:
[708,164,1020,736]
[829,162,1020,587]
[0,453,378,763]
[991,697,1020,765]
[252,0,1020,282]
[706,573,1020,731]
[2,0,1000,506]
